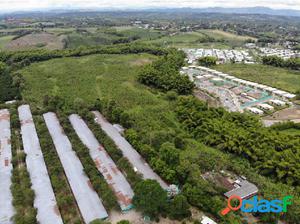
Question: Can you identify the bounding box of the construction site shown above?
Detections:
[181,66,296,115]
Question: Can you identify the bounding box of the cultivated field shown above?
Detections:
[5,32,65,51]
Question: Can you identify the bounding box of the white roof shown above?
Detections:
[93,111,168,189]
[247,107,264,114]
[258,104,274,110]
[43,112,108,222]
[18,105,63,224]
[201,216,217,224]
[0,109,14,224]
[69,114,134,211]
[270,99,286,105]
[284,93,296,99]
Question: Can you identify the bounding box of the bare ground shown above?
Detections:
[5,32,64,51]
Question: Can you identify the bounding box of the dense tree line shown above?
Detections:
[138,49,194,94]
[0,62,21,103]
[262,55,300,70]
[175,96,300,186]
[198,56,217,67]
[0,43,168,66]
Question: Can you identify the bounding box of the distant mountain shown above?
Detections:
[145,7,300,17]
[0,6,300,17]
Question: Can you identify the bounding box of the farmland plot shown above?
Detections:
[18,105,63,224]
[43,112,108,222]
[0,109,14,224]
[69,114,134,211]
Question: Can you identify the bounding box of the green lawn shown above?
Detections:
[214,63,300,93]
[0,35,15,49]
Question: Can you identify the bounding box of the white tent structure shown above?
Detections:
[18,105,63,224]
[93,111,168,189]
[43,112,108,222]
[0,109,14,224]
[69,114,134,211]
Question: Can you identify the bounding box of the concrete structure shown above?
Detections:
[224,177,258,199]
[246,107,264,115]
[269,99,286,106]
[43,112,108,222]
[184,48,254,64]
[0,109,14,224]
[69,114,134,211]
[257,103,274,111]
[258,47,299,59]
[18,105,63,224]
[93,111,168,190]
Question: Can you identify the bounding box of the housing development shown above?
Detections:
[0,2,299,224]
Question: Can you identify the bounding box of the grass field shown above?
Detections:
[214,63,300,93]
[0,35,15,49]
[19,53,182,131]
[141,29,255,48]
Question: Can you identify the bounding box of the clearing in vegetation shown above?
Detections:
[43,112,108,222]
[18,105,63,224]
[5,32,64,51]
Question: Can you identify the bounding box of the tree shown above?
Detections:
[117,220,131,224]
[168,194,191,220]
[133,179,168,218]
[198,56,217,67]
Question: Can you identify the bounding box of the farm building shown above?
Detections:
[93,111,169,189]
[224,177,258,200]
[43,112,108,222]
[0,109,14,224]
[18,105,63,224]
[69,114,134,211]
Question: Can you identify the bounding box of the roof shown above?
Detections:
[224,179,258,199]
[0,109,14,224]
[201,216,217,224]
[18,105,63,224]
[93,111,168,190]
[69,114,134,211]
[43,112,108,222]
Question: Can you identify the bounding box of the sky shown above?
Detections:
[0,0,300,12]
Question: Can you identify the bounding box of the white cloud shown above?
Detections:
[0,0,300,12]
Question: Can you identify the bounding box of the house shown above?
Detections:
[246,107,264,115]
[257,103,274,111]
[224,177,258,200]
[269,99,286,106]
[201,216,217,224]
